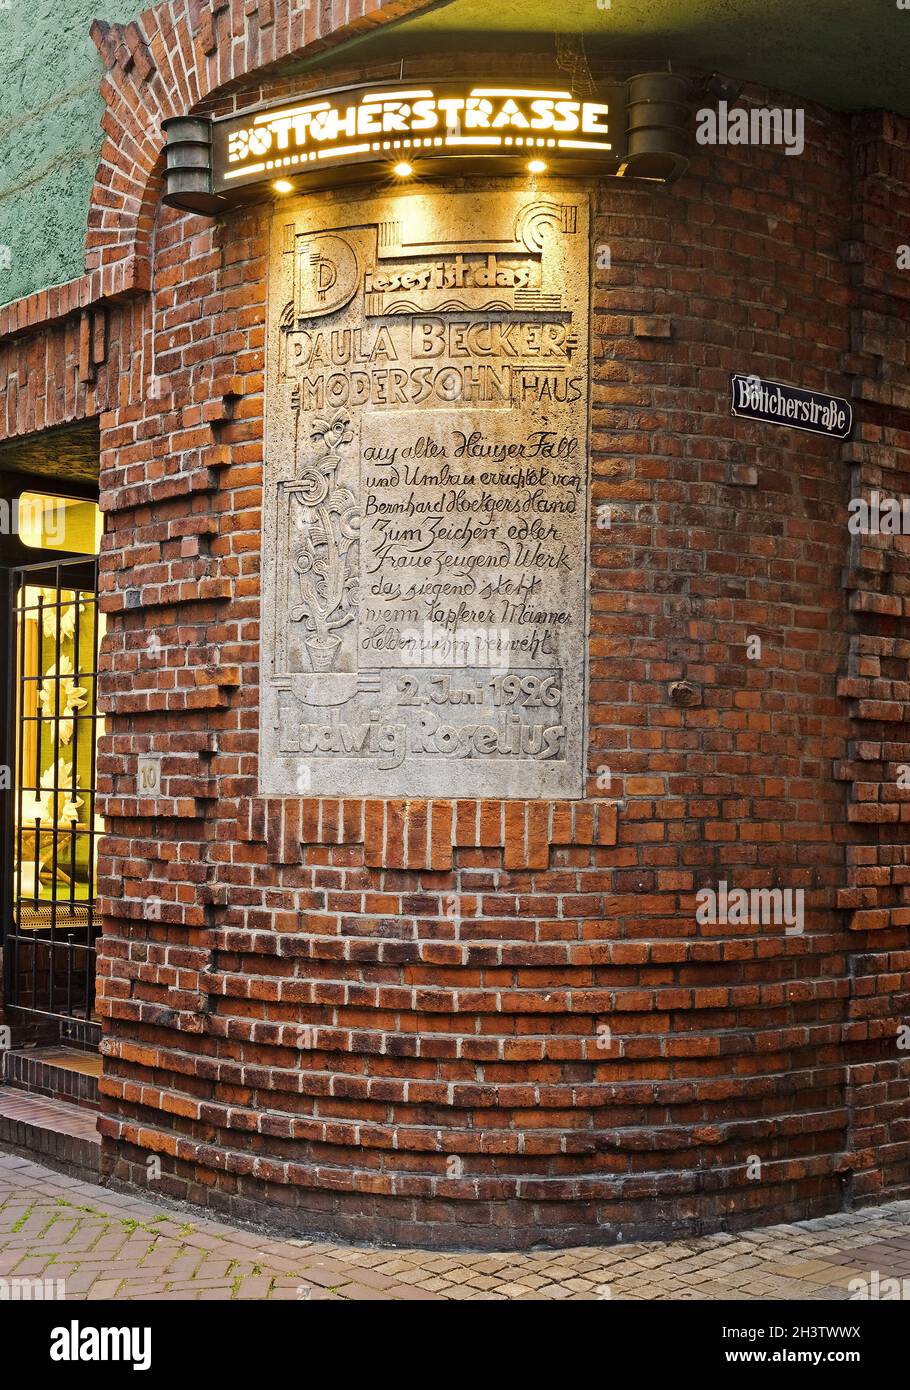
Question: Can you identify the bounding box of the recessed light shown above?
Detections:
[527,159,547,174]
[393,161,414,178]
[273,179,293,194]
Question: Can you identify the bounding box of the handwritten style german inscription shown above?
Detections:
[261,187,591,797]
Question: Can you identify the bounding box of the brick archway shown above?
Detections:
[85,0,445,284]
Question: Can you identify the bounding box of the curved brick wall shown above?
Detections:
[0,2,906,1248]
[83,55,910,1248]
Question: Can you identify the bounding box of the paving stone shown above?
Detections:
[3,1152,910,1301]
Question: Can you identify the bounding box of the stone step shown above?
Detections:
[0,1088,100,1181]
[1,1047,101,1111]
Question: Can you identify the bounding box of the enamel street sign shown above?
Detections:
[731,373,853,439]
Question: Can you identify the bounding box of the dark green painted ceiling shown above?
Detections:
[0,419,100,484]
[294,0,910,117]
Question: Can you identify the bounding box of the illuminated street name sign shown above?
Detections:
[211,82,631,193]
[162,74,690,213]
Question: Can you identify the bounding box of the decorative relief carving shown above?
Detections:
[261,188,592,798]
[295,234,360,319]
[287,411,359,673]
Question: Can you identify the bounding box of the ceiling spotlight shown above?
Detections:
[705,72,743,104]
[527,158,547,174]
[273,179,293,194]
[393,161,414,178]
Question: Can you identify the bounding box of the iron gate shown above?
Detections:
[3,557,102,1024]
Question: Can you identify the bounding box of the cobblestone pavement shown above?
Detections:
[1,1153,909,1300]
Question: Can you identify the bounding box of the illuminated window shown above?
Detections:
[17,493,103,556]
[6,561,104,1022]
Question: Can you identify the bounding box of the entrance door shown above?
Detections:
[3,557,103,1030]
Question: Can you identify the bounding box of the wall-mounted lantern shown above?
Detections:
[161,115,225,215]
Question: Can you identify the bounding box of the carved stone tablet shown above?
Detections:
[260,186,591,798]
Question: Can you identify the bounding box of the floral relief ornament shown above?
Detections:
[36,588,84,642]
[31,759,84,826]
[289,410,360,672]
[37,655,88,746]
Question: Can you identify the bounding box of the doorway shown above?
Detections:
[0,446,103,1044]
[4,557,103,1030]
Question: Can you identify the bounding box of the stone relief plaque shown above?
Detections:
[261,186,591,798]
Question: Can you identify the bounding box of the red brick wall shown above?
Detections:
[836,112,910,1206]
[77,70,910,1247]
[1,34,908,1245]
